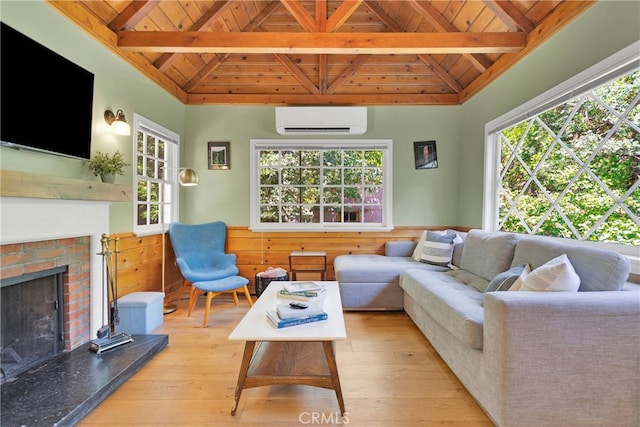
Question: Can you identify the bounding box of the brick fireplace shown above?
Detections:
[1,236,92,353]
[0,175,168,426]
[0,197,111,351]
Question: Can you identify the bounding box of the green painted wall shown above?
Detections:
[2,1,638,233]
[182,105,462,226]
[0,0,185,233]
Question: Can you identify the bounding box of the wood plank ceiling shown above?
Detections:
[47,0,595,106]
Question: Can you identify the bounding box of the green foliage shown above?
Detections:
[87,150,130,176]
[258,148,384,224]
[499,70,640,246]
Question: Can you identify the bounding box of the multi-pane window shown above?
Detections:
[250,139,392,231]
[133,114,180,235]
[487,65,639,248]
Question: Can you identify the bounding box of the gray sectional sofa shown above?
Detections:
[334,229,640,426]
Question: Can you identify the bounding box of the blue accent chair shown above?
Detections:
[168,221,253,327]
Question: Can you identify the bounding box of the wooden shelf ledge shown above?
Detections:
[0,170,132,202]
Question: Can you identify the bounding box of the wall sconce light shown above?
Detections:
[104,109,131,136]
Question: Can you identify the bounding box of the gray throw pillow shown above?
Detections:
[485,264,530,292]
[419,231,456,266]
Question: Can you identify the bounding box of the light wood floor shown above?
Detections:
[79,294,493,426]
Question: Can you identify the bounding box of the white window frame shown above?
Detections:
[484,41,640,274]
[133,113,181,236]
[250,139,393,232]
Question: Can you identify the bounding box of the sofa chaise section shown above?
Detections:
[334,238,457,310]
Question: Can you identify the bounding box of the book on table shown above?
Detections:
[266,309,328,329]
[282,281,325,294]
[276,302,325,319]
[276,287,327,302]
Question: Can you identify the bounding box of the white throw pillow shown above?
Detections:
[519,254,581,292]
[411,231,428,261]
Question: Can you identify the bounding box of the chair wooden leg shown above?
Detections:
[187,285,199,316]
[176,279,190,303]
[241,285,254,307]
[203,291,221,328]
[231,290,240,305]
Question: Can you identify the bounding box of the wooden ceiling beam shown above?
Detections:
[417,55,463,93]
[155,0,233,71]
[363,1,462,93]
[108,0,160,32]
[316,0,327,31]
[458,0,596,103]
[280,0,316,32]
[186,93,460,106]
[482,0,534,33]
[327,55,371,94]
[117,31,526,54]
[274,54,320,94]
[319,54,328,94]
[183,53,230,92]
[182,2,281,92]
[327,0,363,32]
[316,1,328,91]
[406,0,493,72]
[363,0,401,30]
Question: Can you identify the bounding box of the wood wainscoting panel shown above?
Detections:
[110,227,464,301]
[228,226,461,295]
[108,232,183,303]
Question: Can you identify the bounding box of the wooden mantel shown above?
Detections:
[0,170,132,202]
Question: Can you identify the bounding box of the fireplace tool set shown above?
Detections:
[90,234,133,354]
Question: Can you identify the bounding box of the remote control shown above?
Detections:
[289,302,309,309]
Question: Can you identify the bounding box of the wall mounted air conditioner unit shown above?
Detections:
[275,106,367,135]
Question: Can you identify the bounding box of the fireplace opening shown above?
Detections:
[1,266,66,383]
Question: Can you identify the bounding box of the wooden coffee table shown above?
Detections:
[228,281,346,415]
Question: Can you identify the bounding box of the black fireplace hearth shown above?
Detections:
[1,334,167,426]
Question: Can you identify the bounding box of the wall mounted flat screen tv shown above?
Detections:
[1,22,95,160]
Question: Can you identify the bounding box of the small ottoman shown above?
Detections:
[115,291,164,334]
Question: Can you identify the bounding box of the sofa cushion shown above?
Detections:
[518,254,581,292]
[400,268,485,349]
[511,238,630,291]
[411,230,464,264]
[460,230,519,283]
[334,254,449,284]
[418,231,456,266]
[486,264,530,292]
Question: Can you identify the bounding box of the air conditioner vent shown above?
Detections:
[276,107,367,135]
[283,127,351,133]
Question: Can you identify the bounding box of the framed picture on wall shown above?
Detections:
[208,141,230,170]
[414,140,438,169]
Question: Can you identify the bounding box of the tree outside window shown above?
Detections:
[497,70,639,246]
[251,140,392,231]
